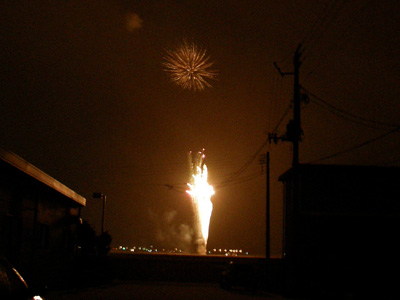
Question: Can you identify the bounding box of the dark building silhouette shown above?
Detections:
[0,148,86,285]
[279,164,400,295]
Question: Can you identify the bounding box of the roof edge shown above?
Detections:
[0,148,86,206]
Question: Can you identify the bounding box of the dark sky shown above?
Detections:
[1,0,399,256]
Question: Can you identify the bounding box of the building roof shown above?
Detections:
[0,148,86,206]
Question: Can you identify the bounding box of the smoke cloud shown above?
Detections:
[149,209,194,252]
[126,12,143,31]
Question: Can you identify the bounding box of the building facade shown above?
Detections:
[279,164,400,294]
[0,148,86,285]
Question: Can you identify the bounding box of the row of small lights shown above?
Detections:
[115,245,249,256]
[208,248,249,256]
[116,245,183,253]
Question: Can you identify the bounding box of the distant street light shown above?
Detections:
[93,192,107,234]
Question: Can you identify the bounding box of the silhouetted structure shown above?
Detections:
[279,164,400,296]
[0,148,86,286]
[76,220,97,257]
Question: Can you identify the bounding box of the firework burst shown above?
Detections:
[163,41,217,91]
[186,150,214,254]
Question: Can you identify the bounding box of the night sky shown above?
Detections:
[1,0,399,256]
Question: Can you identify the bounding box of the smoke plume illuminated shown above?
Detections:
[150,209,193,252]
[186,150,214,254]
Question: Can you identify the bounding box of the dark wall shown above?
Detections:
[0,159,81,285]
[280,165,400,295]
[299,165,400,214]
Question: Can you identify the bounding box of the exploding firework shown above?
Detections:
[163,41,217,91]
[186,150,215,254]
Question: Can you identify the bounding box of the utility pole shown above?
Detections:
[269,44,303,264]
[259,151,271,259]
[292,44,302,167]
[270,44,303,166]
[266,151,270,259]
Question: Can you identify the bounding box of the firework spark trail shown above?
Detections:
[186,150,214,254]
[163,41,217,91]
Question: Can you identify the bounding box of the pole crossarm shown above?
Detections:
[271,44,303,166]
[273,61,294,77]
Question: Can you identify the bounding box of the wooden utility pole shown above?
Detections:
[259,152,271,259]
[266,151,270,259]
[292,44,302,166]
[270,44,303,165]
[269,44,303,262]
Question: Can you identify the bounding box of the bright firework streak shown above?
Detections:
[186,151,214,254]
[163,41,217,91]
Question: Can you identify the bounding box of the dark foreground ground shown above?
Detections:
[40,253,396,300]
[44,253,284,299]
[54,252,281,289]
[46,280,283,300]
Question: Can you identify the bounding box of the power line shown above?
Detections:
[164,170,263,193]
[304,2,369,77]
[215,172,263,190]
[308,98,389,130]
[301,0,338,46]
[271,102,292,133]
[303,87,400,129]
[267,65,288,134]
[306,127,400,164]
[217,139,268,187]
[302,0,346,62]
[162,141,269,192]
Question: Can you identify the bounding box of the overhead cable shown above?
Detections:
[306,127,400,164]
[303,87,400,129]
